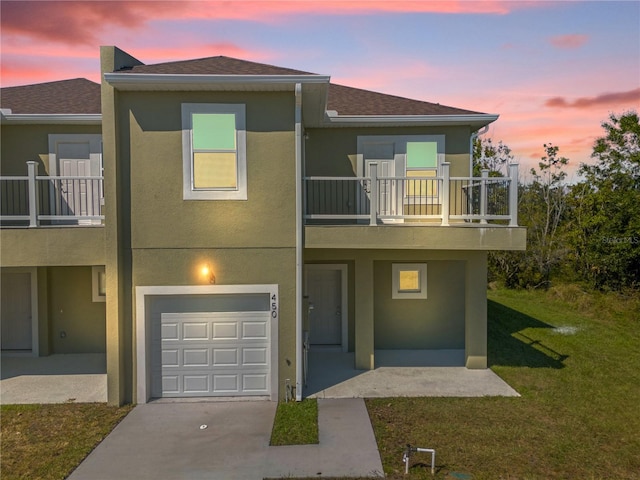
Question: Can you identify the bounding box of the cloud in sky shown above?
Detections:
[549,34,589,49]
[0,0,538,46]
[0,1,178,45]
[1,0,638,178]
[546,88,640,109]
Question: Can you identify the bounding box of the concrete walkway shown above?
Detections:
[264,398,383,478]
[68,399,384,480]
[0,354,107,404]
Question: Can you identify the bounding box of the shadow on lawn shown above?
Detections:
[488,300,569,369]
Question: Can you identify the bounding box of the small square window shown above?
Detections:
[92,266,106,302]
[392,263,427,299]
[399,270,420,292]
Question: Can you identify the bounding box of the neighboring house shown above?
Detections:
[0,46,525,405]
[0,78,106,362]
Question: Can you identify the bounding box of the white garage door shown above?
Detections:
[160,311,270,397]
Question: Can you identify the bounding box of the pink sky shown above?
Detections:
[2,0,639,178]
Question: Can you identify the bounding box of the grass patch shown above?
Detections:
[0,403,133,480]
[270,398,318,446]
[367,285,640,479]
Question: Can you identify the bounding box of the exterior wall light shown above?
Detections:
[201,264,216,284]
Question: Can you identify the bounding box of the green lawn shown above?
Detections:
[2,285,638,480]
[0,403,132,480]
[270,398,319,445]
[367,285,640,479]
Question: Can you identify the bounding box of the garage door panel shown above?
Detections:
[183,375,209,393]
[183,348,209,366]
[161,323,179,341]
[243,374,268,392]
[243,348,268,366]
[213,374,238,393]
[183,322,209,340]
[212,322,238,339]
[213,348,239,366]
[158,311,270,397]
[243,321,267,339]
[162,376,180,394]
[162,349,180,367]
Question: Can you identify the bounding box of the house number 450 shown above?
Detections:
[271,294,278,318]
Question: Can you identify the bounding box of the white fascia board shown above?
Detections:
[0,113,102,125]
[104,72,331,90]
[324,113,499,128]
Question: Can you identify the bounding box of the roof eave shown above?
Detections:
[0,113,102,125]
[323,113,499,129]
[103,73,331,91]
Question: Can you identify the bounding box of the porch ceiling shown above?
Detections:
[0,227,106,266]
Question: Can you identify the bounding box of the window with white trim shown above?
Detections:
[392,263,427,299]
[182,103,247,200]
[406,141,439,199]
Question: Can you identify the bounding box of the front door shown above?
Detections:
[362,140,400,221]
[306,268,343,347]
[49,134,102,224]
[1,271,33,351]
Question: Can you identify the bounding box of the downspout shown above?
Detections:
[470,125,489,174]
[295,83,303,401]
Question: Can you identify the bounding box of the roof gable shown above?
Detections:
[118,55,485,116]
[0,78,101,114]
[1,56,491,120]
[123,56,317,76]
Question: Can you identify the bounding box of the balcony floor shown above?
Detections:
[305,224,527,251]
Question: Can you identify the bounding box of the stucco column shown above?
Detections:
[101,46,143,405]
[355,256,375,370]
[465,251,488,368]
[37,267,49,356]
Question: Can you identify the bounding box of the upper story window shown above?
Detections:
[182,103,247,200]
[406,141,439,198]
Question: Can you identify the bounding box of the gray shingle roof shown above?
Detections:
[1,58,486,117]
[124,56,483,116]
[0,78,101,114]
[327,83,482,116]
[123,55,316,76]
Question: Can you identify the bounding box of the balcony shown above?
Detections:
[305,163,519,227]
[1,161,104,228]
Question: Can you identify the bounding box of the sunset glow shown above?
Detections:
[2,0,638,176]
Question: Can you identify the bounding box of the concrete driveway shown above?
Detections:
[68,399,384,480]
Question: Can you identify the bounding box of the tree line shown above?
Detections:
[475,111,640,291]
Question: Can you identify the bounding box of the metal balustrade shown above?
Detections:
[0,161,104,227]
[304,163,519,226]
[2,160,519,228]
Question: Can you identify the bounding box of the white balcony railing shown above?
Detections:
[305,162,519,227]
[0,161,104,227]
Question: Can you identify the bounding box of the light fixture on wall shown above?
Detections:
[201,264,216,284]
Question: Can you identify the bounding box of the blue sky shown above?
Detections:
[2,0,639,176]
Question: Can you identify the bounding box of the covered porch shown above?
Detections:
[303,350,519,398]
[0,353,107,404]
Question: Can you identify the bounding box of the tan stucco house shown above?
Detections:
[0,46,525,405]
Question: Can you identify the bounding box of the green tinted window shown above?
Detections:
[406,142,437,168]
[192,113,236,150]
